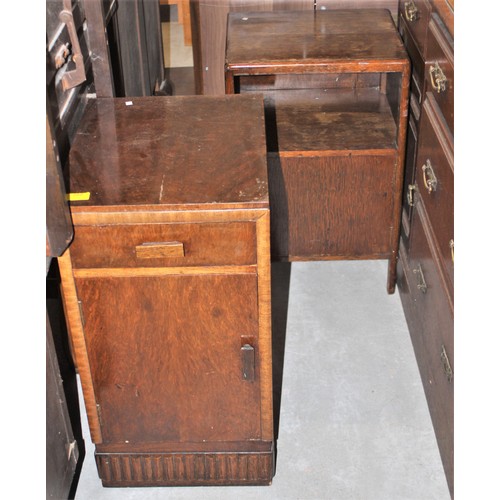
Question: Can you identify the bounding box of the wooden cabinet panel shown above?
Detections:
[400,99,418,246]
[77,273,261,444]
[396,1,453,495]
[317,0,398,20]
[415,96,454,292]
[426,14,454,133]
[398,0,431,55]
[268,152,397,260]
[398,12,425,100]
[407,202,453,496]
[70,221,257,268]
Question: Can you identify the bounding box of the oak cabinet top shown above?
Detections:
[67,95,269,212]
[225,9,408,72]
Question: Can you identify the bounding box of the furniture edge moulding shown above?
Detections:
[58,248,103,444]
[68,207,270,226]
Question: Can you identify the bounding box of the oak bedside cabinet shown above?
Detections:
[58,95,274,486]
[225,9,410,293]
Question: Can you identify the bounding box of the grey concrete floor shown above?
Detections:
[74,260,450,499]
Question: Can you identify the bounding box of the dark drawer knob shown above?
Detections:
[422,159,438,194]
[429,62,448,93]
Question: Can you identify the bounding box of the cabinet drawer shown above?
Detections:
[415,97,453,290]
[407,203,453,483]
[398,14,425,102]
[425,15,454,134]
[398,0,431,56]
[70,221,257,268]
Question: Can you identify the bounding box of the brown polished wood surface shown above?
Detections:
[191,1,398,95]
[406,202,453,491]
[77,273,262,444]
[396,1,453,495]
[425,15,454,134]
[59,96,274,486]
[260,88,398,152]
[69,221,257,268]
[398,0,431,56]
[226,9,408,72]
[269,152,397,259]
[415,96,453,293]
[225,8,410,292]
[67,95,268,210]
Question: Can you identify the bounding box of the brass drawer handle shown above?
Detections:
[135,241,185,259]
[422,159,438,194]
[449,239,454,263]
[404,0,419,22]
[413,263,427,293]
[59,0,87,90]
[429,62,447,93]
[407,184,417,207]
[440,345,453,382]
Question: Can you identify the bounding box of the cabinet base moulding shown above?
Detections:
[95,449,275,486]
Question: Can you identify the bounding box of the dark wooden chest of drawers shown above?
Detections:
[396,0,454,496]
[58,95,275,486]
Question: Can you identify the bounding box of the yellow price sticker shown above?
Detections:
[67,192,91,201]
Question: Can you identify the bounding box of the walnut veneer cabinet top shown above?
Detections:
[58,95,274,487]
[65,96,269,210]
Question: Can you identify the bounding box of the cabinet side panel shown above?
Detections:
[58,250,103,443]
[256,212,273,441]
[269,153,397,260]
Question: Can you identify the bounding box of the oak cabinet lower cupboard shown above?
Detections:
[58,95,274,486]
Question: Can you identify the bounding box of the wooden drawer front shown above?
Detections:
[425,15,454,134]
[398,0,431,56]
[398,14,425,102]
[415,97,453,289]
[408,204,453,489]
[70,221,257,268]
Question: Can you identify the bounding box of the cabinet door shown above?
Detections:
[76,272,261,444]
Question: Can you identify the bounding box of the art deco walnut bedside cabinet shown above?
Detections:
[225,9,410,293]
[58,95,274,486]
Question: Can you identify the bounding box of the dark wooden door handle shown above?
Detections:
[241,344,255,382]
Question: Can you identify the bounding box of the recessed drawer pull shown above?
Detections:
[440,345,453,383]
[404,0,418,22]
[429,62,448,93]
[449,239,454,263]
[135,241,185,259]
[422,159,438,194]
[413,263,427,293]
